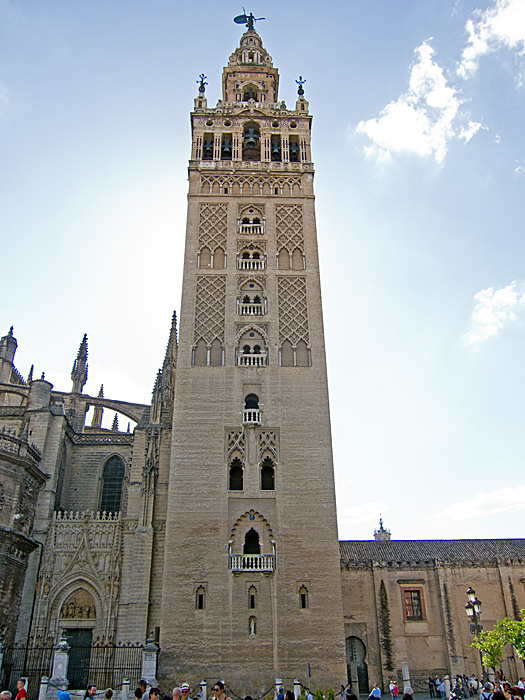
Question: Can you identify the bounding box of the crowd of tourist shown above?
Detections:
[3,675,525,700]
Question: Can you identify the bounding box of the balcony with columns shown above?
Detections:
[237,352,267,367]
[238,257,265,271]
[230,553,274,572]
[242,408,262,425]
[238,222,264,235]
[238,300,266,316]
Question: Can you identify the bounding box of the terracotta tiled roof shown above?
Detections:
[339,539,525,563]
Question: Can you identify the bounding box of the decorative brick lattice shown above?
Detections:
[276,205,304,254]
[201,174,301,197]
[194,276,226,344]
[278,277,309,346]
[227,430,246,460]
[199,204,227,252]
[259,431,278,462]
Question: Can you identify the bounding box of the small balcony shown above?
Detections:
[242,408,262,425]
[239,223,264,235]
[238,353,267,367]
[239,302,265,316]
[239,259,265,271]
[230,554,274,572]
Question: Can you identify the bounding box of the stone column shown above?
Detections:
[141,636,159,687]
[38,677,49,700]
[50,638,70,691]
[121,679,130,700]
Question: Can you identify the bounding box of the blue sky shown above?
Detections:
[1,0,524,540]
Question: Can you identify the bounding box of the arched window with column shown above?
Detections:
[100,456,125,513]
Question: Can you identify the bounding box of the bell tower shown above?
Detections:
[160,18,346,691]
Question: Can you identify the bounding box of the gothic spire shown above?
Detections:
[90,384,104,428]
[161,311,178,416]
[71,334,88,393]
[151,370,162,424]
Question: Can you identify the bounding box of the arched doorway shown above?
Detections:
[346,636,369,694]
[60,589,96,689]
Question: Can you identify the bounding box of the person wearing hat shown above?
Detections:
[181,685,191,700]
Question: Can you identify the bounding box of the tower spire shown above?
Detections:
[161,311,178,416]
[71,333,88,393]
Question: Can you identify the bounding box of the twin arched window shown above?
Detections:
[100,456,125,513]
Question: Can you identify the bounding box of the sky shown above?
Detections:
[1,0,525,541]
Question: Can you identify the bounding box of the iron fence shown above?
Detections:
[66,643,143,691]
[0,643,143,699]
[0,643,54,700]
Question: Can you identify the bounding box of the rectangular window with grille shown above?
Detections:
[403,589,424,620]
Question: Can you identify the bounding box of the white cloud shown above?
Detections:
[515,160,525,174]
[432,485,525,521]
[463,280,525,345]
[337,501,390,526]
[458,0,525,78]
[356,41,481,163]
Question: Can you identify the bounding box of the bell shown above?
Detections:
[271,142,281,155]
[203,139,214,157]
[222,139,232,157]
[244,128,259,148]
[289,141,299,156]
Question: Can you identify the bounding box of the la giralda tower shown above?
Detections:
[160,16,346,691]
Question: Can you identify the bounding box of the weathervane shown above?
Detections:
[233,8,265,31]
[197,74,207,94]
[296,76,306,97]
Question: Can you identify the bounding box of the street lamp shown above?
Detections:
[465,588,484,680]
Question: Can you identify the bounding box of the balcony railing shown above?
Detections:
[239,302,265,316]
[231,554,274,572]
[239,259,265,270]
[239,223,264,235]
[242,408,262,425]
[238,353,267,367]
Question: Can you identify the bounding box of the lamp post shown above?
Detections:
[465,587,484,681]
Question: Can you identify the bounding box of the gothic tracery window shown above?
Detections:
[100,456,125,513]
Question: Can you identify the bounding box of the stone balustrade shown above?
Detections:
[239,302,265,316]
[230,553,274,572]
[242,409,262,425]
[239,259,265,270]
[239,223,264,235]
[238,353,267,368]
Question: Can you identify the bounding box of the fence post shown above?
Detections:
[401,662,411,693]
[121,678,130,700]
[141,635,158,687]
[39,677,49,700]
[0,642,4,688]
[294,680,301,699]
[200,680,207,700]
[50,637,70,691]
[275,679,283,695]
